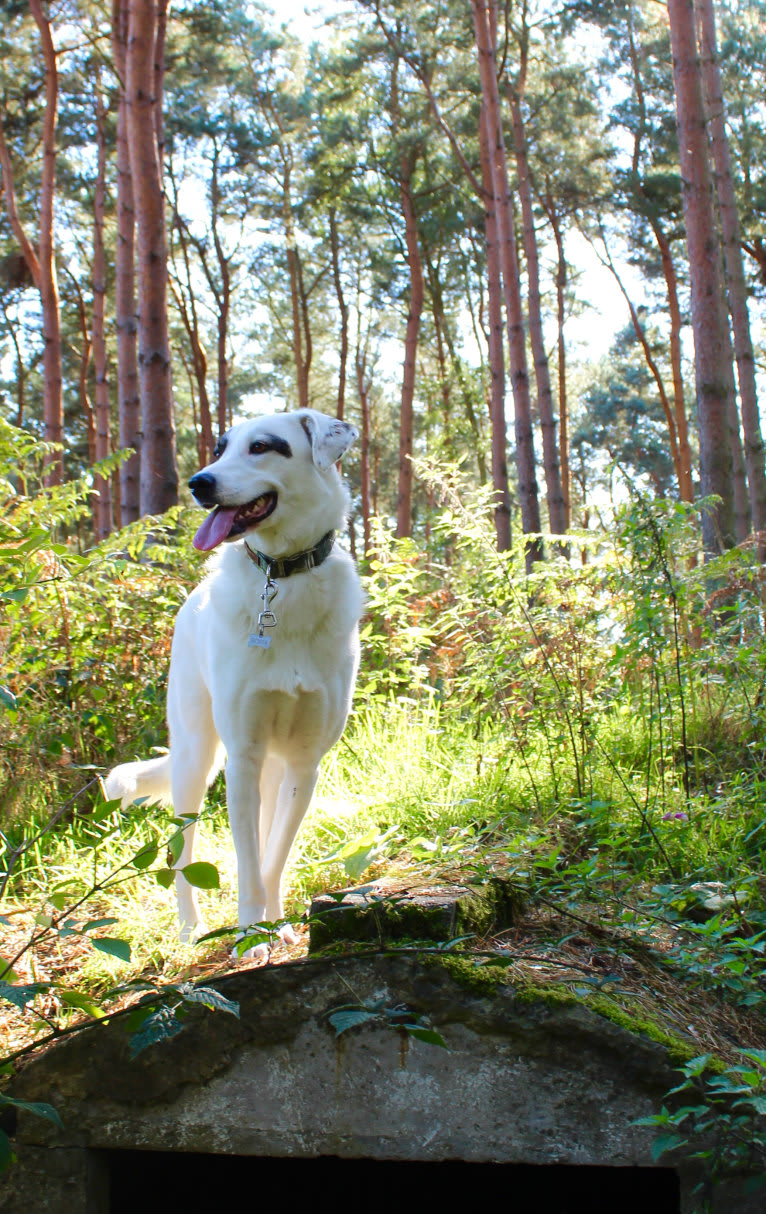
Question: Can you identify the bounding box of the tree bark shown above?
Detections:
[23,0,63,485]
[625,12,695,506]
[210,148,231,438]
[126,0,178,516]
[543,193,571,529]
[472,0,541,565]
[329,207,349,420]
[508,12,565,535]
[478,95,512,550]
[92,85,112,540]
[355,333,372,556]
[697,0,766,541]
[169,197,215,463]
[112,0,141,525]
[667,0,735,553]
[391,54,423,541]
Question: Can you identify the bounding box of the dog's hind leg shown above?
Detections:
[168,691,223,943]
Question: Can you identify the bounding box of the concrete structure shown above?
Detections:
[0,953,758,1212]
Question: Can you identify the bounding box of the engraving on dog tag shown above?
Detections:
[248,633,271,649]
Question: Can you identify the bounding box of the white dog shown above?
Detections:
[106,409,363,948]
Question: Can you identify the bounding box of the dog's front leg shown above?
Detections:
[225,748,267,930]
[262,761,319,924]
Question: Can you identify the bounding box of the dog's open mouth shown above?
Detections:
[193,493,277,552]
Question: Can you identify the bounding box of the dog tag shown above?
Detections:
[248,633,271,649]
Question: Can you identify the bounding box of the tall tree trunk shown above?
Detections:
[667,0,734,553]
[395,150,423,540]
[126,0,178,516]
[355,332,372,557]
[478,95,511,550]
[112,0,141,525]
[391,54,423,541]
[169,194,215,462]
[595,222,685,494]
[472,0,541,566]
[625,11,695,506]
[282,155,310,410]
[92,85,112,540]
[329,208,349,420]
[508,12,565,536]
[697,0,766,540]
[30,0,63,485]
[423,237,453,447]
[650,216,695,503]
[210,149,230,438]
[543,194,571,530]
[71,274,96,468]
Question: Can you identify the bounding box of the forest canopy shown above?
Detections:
[0,0,764,556]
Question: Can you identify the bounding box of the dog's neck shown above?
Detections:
[243,530,336,580]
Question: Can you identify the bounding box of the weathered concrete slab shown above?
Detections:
[0,953,759,1213]
[308,876,522,951]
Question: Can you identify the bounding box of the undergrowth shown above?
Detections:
[2,429,766,1206]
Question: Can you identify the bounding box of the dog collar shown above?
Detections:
[243,530,335,579]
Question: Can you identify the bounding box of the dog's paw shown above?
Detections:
[277,922,299,947]
[178,919,208,946]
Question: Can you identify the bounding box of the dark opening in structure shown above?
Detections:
[104,1151,681,1213]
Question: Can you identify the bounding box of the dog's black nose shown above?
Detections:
[189,472,218,507]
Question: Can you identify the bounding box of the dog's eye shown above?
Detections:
[249,441,269,455]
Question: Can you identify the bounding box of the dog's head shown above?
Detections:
[189,409,358,554]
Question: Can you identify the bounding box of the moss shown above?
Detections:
[512,981,579,1009]
[585,994,700,1066]
[421,953,519,998]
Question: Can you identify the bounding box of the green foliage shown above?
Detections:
[637,1052,766,1208]
[326,1000,448,1049]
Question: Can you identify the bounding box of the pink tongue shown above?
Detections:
[193,506,238,551]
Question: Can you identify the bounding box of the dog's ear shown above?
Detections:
[300,411,359,471]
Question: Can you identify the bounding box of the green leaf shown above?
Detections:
[166,833,185,865]
[734,1096,766,1115]
[0,958,19,982]
[233,930,271,956]
[176,984,240,1018]
[651,1133,686,1161]
[328,1008,378,1037]
[0,1097,63,1130]
[91,797,123,823]
[155,868,175,889]
[132,843,159,870]
[180,862,219,890]
[57,990,106,1019]
[194,925,238,943]
[402,1025,449,1049]
[80,917,119,933]
[0,980,50,1009]
[128,1005,185,1058]
[91,937,131,963]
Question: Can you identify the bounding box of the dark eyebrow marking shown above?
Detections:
[261,433,292,457]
